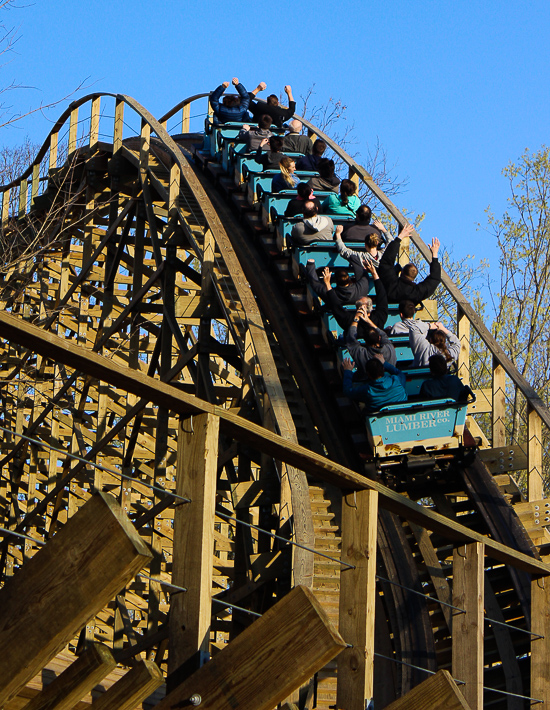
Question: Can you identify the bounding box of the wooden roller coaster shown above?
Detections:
[0,90,550,710]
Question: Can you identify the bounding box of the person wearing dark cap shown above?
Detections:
[334,221,390,270]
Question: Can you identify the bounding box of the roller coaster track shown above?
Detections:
[0,91,549,709]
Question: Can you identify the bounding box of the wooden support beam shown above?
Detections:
[90,95,100,149]
[181,102,191,134]
[0,493,152,705]
[477,445,527,474]
[68,106,78,155]
[139,120,150,174]
[452,542,484,710]
[90,660,164,710]
[113,99,124,155]
[348,166,359,189]
[1,310,550,575]
[21,643,116,710]
[168,414,219,686]
[31,163,40,209]
[383,669,472,710]
[18,177,27,218]
[528,405,543,501]
[2,188,9,227]
[156,585,346,710]
[337,489,378,710]
[49,130,58,170]
[492,357,506,447]
[531,570,550,707]
[457,305,470,385]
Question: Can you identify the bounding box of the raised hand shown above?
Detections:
[430,237,440,258]
[343,357,354,371]
[365,261,376,277]
[222,81,230,89]
[232,77,240,86]
[400,223,414,239]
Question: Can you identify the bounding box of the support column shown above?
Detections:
[531,571,550,707]
[452,542,484,710]
[168,413,219,688]
[492,357,506,447]
[457,306,470,385]
[337,489,378,710]
[528,405,543,501]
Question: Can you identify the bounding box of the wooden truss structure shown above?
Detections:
[0,92,550,709]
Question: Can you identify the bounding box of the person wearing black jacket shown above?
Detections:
[248,83,296,128]
[378,223,441,304]
[305,261,371,305]
[322,263,389,333]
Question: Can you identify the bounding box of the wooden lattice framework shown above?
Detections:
[1,92,550,710]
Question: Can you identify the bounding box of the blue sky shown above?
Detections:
[3,0,550,283]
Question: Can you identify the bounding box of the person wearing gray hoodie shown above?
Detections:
[290,201,334,246]
[408,320,460,368]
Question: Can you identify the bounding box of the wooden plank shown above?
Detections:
[452,542,484,710]
[89,660,163,710]
[468,389,491,414]
[68,106,78,155]
[139,120,150,173]
[231,478,279,508]
[31,163,40,209]
[0,311,549,574]
[410,522,452,630]
[155,585,346,710]
[181,102,190,134]
[0,493,152,705]
[113,99,124,154]
[21,643,116,710]
[90,96,100,148]
[383,669,472,710]
[477,445,527,474]
[18,177,27,218]
[337,489,378,710]
[1,188,9,227]
[49,131,58,171]
[492,357,506,447]
[528,405,543,501]
[457,305,470,385]
[531,567,550,707]
[415,299,437,321]
[168,413,219,685]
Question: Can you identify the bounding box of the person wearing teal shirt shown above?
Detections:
[322,178,361,216]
